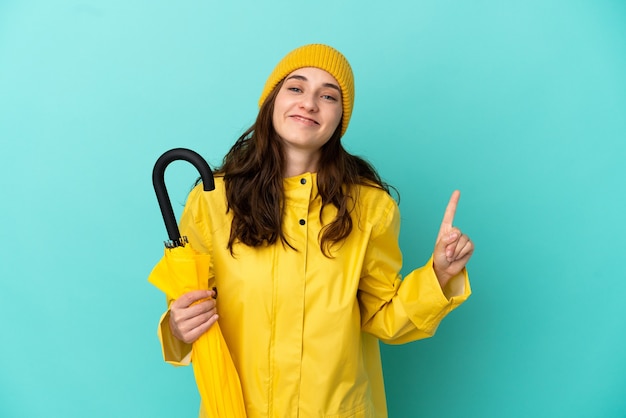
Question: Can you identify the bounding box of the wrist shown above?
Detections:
[433,263,451,289]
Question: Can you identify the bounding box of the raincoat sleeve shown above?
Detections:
[157,305,192,366]
[157,185,215,366]
[358,197,471,344]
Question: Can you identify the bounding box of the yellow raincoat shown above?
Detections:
[157,173,471,417]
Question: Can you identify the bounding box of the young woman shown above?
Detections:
[156,44,473,418]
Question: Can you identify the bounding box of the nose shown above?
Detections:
[299,92,318,112]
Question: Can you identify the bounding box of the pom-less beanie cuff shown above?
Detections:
[258,44,354,137]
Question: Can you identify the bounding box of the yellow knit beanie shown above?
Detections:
[258,44,354,137]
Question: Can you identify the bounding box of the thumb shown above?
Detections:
[435,230,459,261]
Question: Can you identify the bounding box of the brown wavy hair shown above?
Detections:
[214,80,392,256]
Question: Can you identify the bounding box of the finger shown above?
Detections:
[444,228,461,244]
[172,299,216,322]
[181,314,219,344]
[452,234,471,259]
[455,239,474,261]
[439,228,461,260]
[178,307,218,334]
[439,190,460,234]
[171,289,213,309]
[445,242,457,262]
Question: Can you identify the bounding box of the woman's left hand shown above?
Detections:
[433,190,474,288]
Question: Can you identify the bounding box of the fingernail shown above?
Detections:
[448,233,458,241]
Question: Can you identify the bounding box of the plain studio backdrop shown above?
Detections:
[1,1,625,417]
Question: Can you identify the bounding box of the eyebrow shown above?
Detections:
[285,74,341,93]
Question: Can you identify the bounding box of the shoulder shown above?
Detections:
[352,183,399,232]
[184,175,229,221]
[354,182,397,210]
[188,174,226,199]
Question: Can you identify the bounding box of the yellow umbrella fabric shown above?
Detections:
[149,241,247,417]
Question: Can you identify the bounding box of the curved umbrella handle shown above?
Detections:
[152,148,215,247]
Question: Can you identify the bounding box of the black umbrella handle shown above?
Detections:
[152,148,215,247]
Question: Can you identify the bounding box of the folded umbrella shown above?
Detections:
[148,148,246,417]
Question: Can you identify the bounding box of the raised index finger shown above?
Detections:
[440,190,460,231]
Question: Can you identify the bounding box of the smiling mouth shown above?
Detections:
[290,115,319,125]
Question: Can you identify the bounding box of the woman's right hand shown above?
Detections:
[169,289,218,344]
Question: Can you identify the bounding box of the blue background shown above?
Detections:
[1,1,625,417]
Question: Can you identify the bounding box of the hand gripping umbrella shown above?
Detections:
[148,148,246,417]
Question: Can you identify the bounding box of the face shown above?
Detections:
[272,67,343,157]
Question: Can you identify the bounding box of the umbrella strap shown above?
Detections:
[165,236,188,249]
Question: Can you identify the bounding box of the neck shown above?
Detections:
[283,148,321,177]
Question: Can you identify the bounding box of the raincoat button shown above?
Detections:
[299,219,306,225]
[300,178,306,185]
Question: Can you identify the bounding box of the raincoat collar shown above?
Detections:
[283,172,318,207]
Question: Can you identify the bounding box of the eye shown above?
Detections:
[287,86,302,93]
[321,94,338,102]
